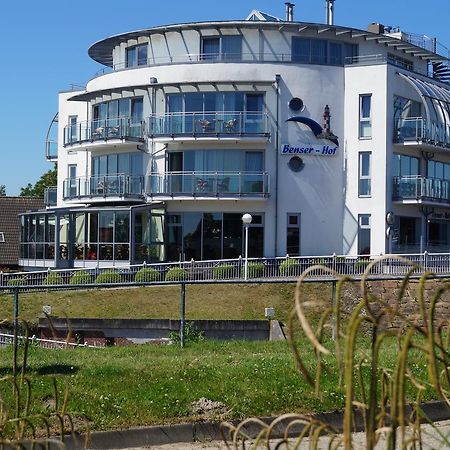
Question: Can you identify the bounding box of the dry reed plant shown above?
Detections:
[221,256,450,449]
[0,320,89,450]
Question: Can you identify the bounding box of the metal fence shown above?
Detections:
[0,333,103,349]
[1,253,449,291]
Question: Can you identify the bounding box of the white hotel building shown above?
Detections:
[20,3,450,269]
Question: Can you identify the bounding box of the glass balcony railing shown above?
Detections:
[147,172,269,197]
[148,112,270,138]
[63,175,145,199]
[394,117,450,148]
[61,172,270,200]
[45,140,58,160]
[393,176,450,203]
[63,118,146,146]
[44,187,57,206]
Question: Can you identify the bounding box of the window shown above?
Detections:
[67,116,77,143]
[201,35,242,60]
[126,44,148,68]
[67,165,77,198]
[387,53,413,71]
[292,37,358,65]
[286,214,300,256]
[0,232,4,243]
[428,160,450,180]
[166,212,264,261]
[358,152,371,197]
[392,154,420,177]
[359,94,372,139]
[358,214,371,255]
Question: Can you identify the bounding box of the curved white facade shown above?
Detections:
[21,13,450,268]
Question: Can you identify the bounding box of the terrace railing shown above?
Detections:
[393,175,450,203]
[148,112,270,138]
[63,175,145,199]
[44,187,57,206]
[394,117,450,148]
[147,172,269,197]
[3,253,450,290]
[63,117,146,146]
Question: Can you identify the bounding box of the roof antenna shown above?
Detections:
[326,0,335,25]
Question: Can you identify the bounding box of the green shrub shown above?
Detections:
[7,277,26,287]
[279,258,301,277]
[242,262,265,278]
[135,267,160,282]
[70,270,93,285]
[95,270,122,284]
[165,267,188,282]
[43,272,64,285]
[169,321,204,345]
[212,264,235,280]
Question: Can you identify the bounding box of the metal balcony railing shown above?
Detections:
[147,172,270,197]
[393,176,450,203]
[44,187,57,206]
[63,117,146,146]
[148,112,270,138]
[63,175,145,199]
[394,117,450,148]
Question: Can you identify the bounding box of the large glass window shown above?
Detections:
[167,212,263,261]
[359,94,372,139]
[93,98,143,123]
[428,160,450,181]
[201,35,242,60]
[392,154,420,177]
[126,44,148,68]
[292,37,357,65]
[92,152,142,177]
[134,208,165,262]
[358,152,371,197]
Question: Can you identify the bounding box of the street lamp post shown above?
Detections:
[242,213,253,281]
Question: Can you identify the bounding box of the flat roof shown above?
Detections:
[88,20,447,67]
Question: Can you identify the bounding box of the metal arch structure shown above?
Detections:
[45,112,58,161]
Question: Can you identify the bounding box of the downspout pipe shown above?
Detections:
[274,74,281,257]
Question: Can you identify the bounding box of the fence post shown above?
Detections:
[424,250,428,272]
[12,288,19,376]
[180,283,186,348]
[331,281,337,341]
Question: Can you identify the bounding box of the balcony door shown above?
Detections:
[68,165,77,198]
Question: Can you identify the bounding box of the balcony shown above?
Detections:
[147,172,269,198]
[394,118,450,151]
[148,112,270,142]
[63,175,145,201]
[44,187,57,207]
[63,118,146,148]
[393,176,450,205]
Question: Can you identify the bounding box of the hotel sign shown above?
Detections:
[280,144,338,156]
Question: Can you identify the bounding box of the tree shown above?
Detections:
[20,165,57,198]
[0,185,5,196]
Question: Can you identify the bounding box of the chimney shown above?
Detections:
[285,2,295,22]
[326,0,335,25]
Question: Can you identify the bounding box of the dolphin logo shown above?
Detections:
[287,116,339,147]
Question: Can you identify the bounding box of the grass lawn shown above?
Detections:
[0,336,433,433]
[0,283,330,324]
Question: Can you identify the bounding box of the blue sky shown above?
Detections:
[0,0,449,195]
